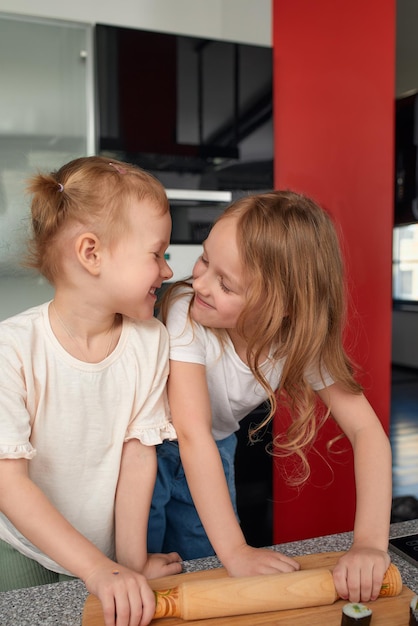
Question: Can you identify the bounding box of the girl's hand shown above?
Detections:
[84,563,156,626]
[224,545,300,577]
[143,552,183,579]
[332,547,391,603]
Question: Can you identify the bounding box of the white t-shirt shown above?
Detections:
[0,302,176,574]
[166,290,333,441]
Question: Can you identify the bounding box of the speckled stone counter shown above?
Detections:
[1,520,417,626]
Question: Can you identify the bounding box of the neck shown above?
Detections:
[50,301,120,362]
[227,328,271,366]
[227,329,249,364]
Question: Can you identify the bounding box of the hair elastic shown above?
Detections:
[57,183,64,192]
[109,162,126,174]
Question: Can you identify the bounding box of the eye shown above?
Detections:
[200,255,209,266]
[219,278,232,293]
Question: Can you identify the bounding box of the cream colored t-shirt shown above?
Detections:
[0,302,176,574]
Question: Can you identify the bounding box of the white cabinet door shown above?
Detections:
[0,14,94,319]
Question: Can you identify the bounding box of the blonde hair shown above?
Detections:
[25,156,169,283]
[162,190,362,485]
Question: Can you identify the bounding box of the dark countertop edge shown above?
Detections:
[0,520,417,626]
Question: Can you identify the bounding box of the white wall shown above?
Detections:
[0,0,271,46]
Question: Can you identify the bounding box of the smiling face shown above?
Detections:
[190,216,249,331]
[102,197,173,319]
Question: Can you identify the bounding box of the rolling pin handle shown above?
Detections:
[154,587,181,618]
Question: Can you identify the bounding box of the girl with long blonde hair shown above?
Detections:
[148,190,392,603]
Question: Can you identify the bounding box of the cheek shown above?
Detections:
[221,299,245,323]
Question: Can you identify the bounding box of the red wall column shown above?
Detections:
[272,0,395,543]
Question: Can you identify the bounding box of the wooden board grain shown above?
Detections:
[82,552,415,626]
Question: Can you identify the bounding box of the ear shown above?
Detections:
[75,232,102,276]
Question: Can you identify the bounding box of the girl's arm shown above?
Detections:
[0,457,155,626]
[316,382,392,603]
[115,438,181,579]
[168,359,300,577]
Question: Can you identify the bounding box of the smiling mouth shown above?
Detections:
[194,293,213,309]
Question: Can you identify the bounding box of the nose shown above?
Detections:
[192,268,209,295]
[161,256,173,281]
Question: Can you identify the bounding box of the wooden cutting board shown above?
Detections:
[82,551,415,625]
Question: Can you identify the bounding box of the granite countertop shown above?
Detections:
[1,520,417,626]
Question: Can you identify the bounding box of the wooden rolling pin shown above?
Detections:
[153,562,402,620]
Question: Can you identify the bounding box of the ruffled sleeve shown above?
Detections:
[0,442,36,460]
[0,321,37,462]
[125,420,177,446]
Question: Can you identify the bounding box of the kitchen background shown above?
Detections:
[0,0,417,546]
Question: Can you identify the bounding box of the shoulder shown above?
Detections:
[164,287,194,334]
[0,303,49,371]
[125,316,169,352]
[0,302,48,340]
[1,302,46,324]
[122,317,170,376]
[128,315,168,339]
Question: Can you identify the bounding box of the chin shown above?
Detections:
[128,305,154,321]
[141,309,155,320]
[191,311,216,328]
